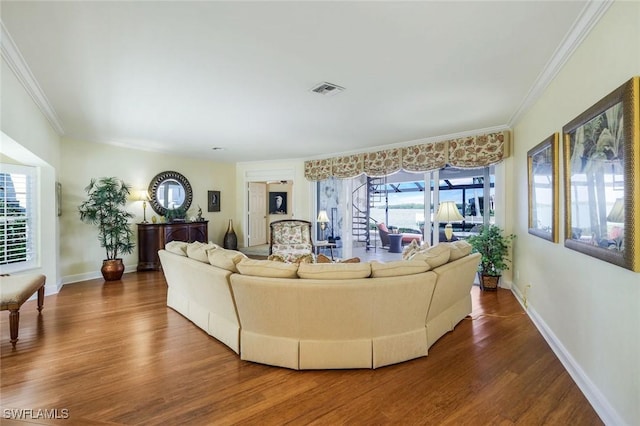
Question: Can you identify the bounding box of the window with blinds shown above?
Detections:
[0,164,37,272]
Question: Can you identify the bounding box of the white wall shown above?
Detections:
[511,2,640,424]
[60,138,235,283]
[1,59,61,293]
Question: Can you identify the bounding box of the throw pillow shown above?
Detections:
[267,254,286,262]
[236,259,299,278]
[339,257,361,263]
[402,239,421,260]
[410,244,451,269]
[165,241,188,256]
[316,254,332,263]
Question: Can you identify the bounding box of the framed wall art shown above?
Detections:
[208,190,220,212]
[269,192,287,215]
[528,133,559,242]
[562,76,639,272]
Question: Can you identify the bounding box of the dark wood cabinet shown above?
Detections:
[137,221,208,271]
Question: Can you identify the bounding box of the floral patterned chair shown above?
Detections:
[269,220,314,263]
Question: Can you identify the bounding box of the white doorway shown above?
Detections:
[247,182,267,246]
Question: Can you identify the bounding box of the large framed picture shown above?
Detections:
[562,76,639,272]
[528,133,559,242]
[269,192,287,215]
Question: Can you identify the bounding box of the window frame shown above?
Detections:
[0,163,38,273]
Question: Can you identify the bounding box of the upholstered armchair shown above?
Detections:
[269,220,314,262]
[377,223,423,248]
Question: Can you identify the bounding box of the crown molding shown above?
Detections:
[508,0,613,127]
[1,20,65,135]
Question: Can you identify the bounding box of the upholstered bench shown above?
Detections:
[0,274,46,347]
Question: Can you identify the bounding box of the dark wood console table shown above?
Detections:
[137,221,208,271]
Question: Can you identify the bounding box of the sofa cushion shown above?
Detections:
[165,241,188,256]
[444,240,472,261]
[370,260,432,278]
[186,241,219,262]
[297,262,371,280]
[410,244,451,269]
[236,259,299,278]
[207,248,247,272]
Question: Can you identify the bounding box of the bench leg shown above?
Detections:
[9,309,19,347]
[37,285,45,312]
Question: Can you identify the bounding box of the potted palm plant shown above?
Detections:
[467,224,515,291]
[78,177,135,281]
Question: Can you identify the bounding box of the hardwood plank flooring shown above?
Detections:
[1,272,602,425]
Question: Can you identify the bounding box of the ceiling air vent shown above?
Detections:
[310,82,345,96]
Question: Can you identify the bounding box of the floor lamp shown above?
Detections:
[436,201,464,241]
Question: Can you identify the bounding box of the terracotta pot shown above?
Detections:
[101,259,125,281]
[478,273,500,291]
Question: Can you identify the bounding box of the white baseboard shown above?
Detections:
[510,286,624,426]
[61,264,138,286]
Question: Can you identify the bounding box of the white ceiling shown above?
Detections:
[1,1,601,163]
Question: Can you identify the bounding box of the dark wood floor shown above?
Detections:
[1,272,602,425]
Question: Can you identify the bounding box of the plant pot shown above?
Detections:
[478,273,500,291]
[101,259,125,281]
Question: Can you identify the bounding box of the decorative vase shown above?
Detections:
[224,219,238,250]
[101,259,125,281]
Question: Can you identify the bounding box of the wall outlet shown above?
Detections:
[523,283,531,310]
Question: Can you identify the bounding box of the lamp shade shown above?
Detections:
[138,190,150,202]
[607,198,625,223]
[436,201,464,223]
[317,210,330,223]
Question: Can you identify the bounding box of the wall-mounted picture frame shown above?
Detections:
[562,76,639,272]
[207,190,220,212]
[528,133,559,243]
[269,192,287,215]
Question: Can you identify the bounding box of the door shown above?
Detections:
[248,182,267,246]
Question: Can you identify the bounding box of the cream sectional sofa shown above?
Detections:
[158,241,480,370]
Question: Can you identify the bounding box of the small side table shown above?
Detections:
[315,241,337,260]
[388,234,403,253]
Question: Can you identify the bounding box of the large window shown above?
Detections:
[0,164,37,272]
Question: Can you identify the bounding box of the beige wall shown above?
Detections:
[1,59,61,292]
[60,138,235,282]
[511,2,640,424]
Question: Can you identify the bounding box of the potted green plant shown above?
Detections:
[78,177,135,281]
[467,224,515,291]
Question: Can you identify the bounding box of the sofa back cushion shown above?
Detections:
[444,240,473,261]
[165,241,188,256]
[409,244,451,268]
[207,247,247,272]
[236,259,299,278]
[297,262,371,280]
[370,260,432,278]
[186,241,219,262]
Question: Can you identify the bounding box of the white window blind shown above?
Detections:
[0,164,37,272]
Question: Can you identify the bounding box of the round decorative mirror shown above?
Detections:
[148,171,193,216]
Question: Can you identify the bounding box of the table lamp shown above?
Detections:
[317,210,330,242]
[436,201,464,241]
[139,190,150,223]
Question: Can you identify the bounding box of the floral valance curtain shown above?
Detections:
[304,131,509,181]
